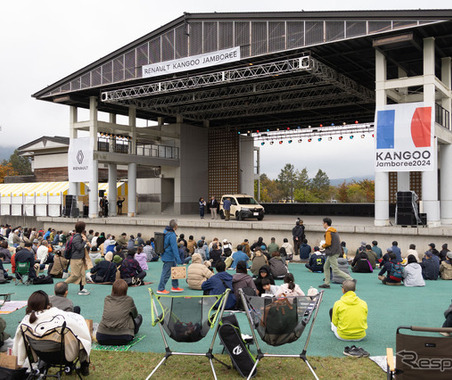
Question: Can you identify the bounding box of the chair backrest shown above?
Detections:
[395,326,452,379]
[17,262,30,275]
[21,323,67,367]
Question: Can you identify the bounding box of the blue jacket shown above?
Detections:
[160,227,182,264]
[391,246,402,262]
[300,243,312,259]
[201,271,236,309]
[421,256,440,280]
[231,250,249,269]
[223,199,231,211]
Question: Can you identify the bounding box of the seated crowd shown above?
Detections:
[1,220,451,372]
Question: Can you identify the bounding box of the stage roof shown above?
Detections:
[33,10,452,131]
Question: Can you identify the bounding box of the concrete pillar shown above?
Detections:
[129,107,137,154]
[374,49,390,226]
[108,164,117,217]
[440,145,452,224]
[88,97,99,218]
[128,163,137,217]
[441,57,452,127]
[68,106,78,197]
[422,37,440,226]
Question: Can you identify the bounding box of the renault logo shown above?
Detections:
[76,150,84,164]
[232,345,243,355]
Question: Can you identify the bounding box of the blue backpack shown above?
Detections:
[389,262,403,282]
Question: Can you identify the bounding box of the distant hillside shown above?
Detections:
[0,146,16,162]
[330,175,374,186]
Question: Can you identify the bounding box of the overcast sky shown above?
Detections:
[0,0,449,179]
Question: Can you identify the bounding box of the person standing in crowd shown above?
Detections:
[209,196,219,220]
[292,220,305,255]
[199,197,206,219]
[117,197,125,215]
[65,221,91,296]
[319,218,354,289]
[157,220,183,294]
[223,197,231,221]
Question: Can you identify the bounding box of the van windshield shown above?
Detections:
[236,197,258,205]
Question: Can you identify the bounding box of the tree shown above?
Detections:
[277,163,298,201]
[310,169,330,200]
[7,149,32,175]
[294,168,311,202]
[336,181,349,203]
[259,173,283,202]
[0,162,18,183]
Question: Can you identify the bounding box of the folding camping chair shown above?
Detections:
[15,262,31,285]
[21,322,85,379]
[239,289,324,380]
[386,325,452,380]
[147,288,231,380]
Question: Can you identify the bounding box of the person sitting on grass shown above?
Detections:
[49,282,81,314]
[332,255,351,284]
[186,253,213,290]
[201,261,236,309]
[378,251,403,285]
[96,279,143,346]
[232,260,258,301]
[120,249,146,286]
[13,290,91,375]
[260,278,279,296]
[403,255,425,287]
[89,258,117,283]
[250,248,268,276]
[275,273,305,298]
[441,299,452,336]
[351,248,373,273]
[269,250,288,279]
[230,245,249,270]
[254,265,275,295]
[305,246,325,272]
[421,251,440,280]
[440,251,452,280]
[330,280,368,343]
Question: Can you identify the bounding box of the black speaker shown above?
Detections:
[83,205,89,218]
[397,212,415,225]
[99,190,105,198]
[419,213,427,225]
[70,207,80,218]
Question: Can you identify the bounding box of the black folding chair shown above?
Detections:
[147,288,231,380]
[387,325,452,380]
[239,289,324,380]
[21,322,84,379]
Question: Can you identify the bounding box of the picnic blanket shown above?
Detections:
[92,335,146,351]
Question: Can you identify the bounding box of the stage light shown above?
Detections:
[328,136,332,141]
[238,131,241,134]
[276,128,280,131]
[319,124,323,127]
[361,134,365,139]
[331,123,335,126]
[247,130,251,134]
[256,130,259,133]
[339,136,343,140]
[308,138,312,142]
[279,140,283,144]
[297,126,301,129]
[343,122,346,125]
[350,135,354,139]
[318,138,322,142]
[270,141,274,145]
[260,142,265,146]
[287,127,290,130]
[355,120,359,124]
[372,134,375,138]
[298,139,302,143]
[267,129,270,132]
[308,125,312,128]
[288,140,293,144]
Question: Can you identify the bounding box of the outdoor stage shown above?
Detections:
[38,214,452,253]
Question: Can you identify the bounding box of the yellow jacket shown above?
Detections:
[332,291,368,340]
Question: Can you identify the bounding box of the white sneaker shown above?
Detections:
[78,289,90,296]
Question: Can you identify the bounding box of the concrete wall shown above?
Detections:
[240,135,255,195]
[34,153,67,169]
[38,216,450,258]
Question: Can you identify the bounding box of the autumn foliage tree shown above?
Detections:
[0,162,18,183]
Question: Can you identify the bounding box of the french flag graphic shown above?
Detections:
[411,107,432,147]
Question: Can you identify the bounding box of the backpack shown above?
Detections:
[389,262,403,282]
[154,232,165,255]
[32,275,54,285]
[261,297,299,346]
[64,235,74,259]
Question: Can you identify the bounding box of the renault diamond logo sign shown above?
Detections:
[76,150,84,165]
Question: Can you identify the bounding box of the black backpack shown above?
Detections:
[154,232,165,255]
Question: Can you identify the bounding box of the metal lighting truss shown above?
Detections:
[101,55,374,126]
[252,122,375,141]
